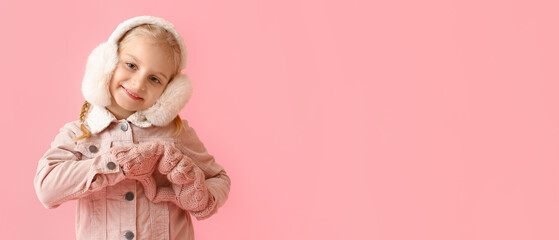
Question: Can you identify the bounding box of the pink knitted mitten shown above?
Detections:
[107,141,166,199]
[153,144,217,215]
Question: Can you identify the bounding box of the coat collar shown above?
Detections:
[86,104,153,134]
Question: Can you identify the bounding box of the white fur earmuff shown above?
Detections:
[81,16,192,127]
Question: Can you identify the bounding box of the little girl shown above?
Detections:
[34,16,231,240]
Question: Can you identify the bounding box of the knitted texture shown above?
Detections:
[108,141,166,199]
[153,143,216,216]
[108,140,216,217]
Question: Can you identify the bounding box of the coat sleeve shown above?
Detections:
[34,122,126,209]
[175,119,231,220]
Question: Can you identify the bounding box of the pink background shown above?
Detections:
[1,0,559,239]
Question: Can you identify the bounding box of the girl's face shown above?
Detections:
[107,36,175,119]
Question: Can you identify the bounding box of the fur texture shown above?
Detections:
[81,16,192,127]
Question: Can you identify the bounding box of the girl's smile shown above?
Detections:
[121,86,143,100]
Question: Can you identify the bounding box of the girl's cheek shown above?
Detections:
[113,68,127,79]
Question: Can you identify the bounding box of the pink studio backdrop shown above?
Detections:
[1,0,559,239]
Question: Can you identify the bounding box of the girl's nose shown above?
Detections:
[131,75,147,92]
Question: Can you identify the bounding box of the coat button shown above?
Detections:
[124,231,134,239]
[121,122,129,131]
[106,162,116,170]
[125,192,134,201]
[88,145,98,153]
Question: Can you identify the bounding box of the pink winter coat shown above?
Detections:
[34,106,231,240]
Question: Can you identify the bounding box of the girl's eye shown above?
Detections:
[126,63,136,69]
[150,76,160,84]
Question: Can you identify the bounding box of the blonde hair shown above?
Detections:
[73,24,184,142]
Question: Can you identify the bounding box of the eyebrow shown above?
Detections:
[125,54,169,80]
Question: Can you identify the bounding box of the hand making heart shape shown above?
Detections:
[106,140,214,212]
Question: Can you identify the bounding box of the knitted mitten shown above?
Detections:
[152,144,216,214]
[107,141,166,199]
